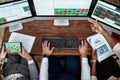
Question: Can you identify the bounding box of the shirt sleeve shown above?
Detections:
[91,76,97,80]
[81,58,90,80]
[39,57,48,80]
[28,59,39,80]
[113,42,120,59]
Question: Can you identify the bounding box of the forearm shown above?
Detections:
[91,62,97,76]
[101,30,118,48]
[39,57,48,80]
[28,60,39,80]
[81,58,90,80]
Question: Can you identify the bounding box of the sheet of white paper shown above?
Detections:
[8,32,36,53]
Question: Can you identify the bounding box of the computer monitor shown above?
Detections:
[0,0,33,31]
[32,0,94,26]
[90,0,120,31]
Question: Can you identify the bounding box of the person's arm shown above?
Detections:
[39,41,54,80]
[81,57,91,80]
[0,47,7,68]
[79,40,91,80]
[0,47,7,80]
[88,20,118,48]
[27,59,39,80]
[91,50,97,80]
[18,47,39,80]
[40,57,48,80]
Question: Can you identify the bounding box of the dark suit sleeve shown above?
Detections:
[28,60,39,80]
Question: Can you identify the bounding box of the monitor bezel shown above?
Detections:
[0,0,33,26]
[89,0,120,31]
[33,0,95,17]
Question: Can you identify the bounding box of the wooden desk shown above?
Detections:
[3,20,95,56]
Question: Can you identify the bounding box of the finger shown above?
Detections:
[91,26,96,32]
[21,47,25,54]
[79,45,81,49]
[1,46,4,53]
[48,42,50,47]
[44,40,48,46]
[84,40,88,46]
[81,40,84,47]
[83,40,86,46]
[88,19,96,24]
[50,47,54,54]
[4,52,7,55]
[18,52,23,57]
[42,43,44,48]
[95,20,98,23]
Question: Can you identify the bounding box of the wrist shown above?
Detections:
[26,56,32,61]
[81,55,87,58]
[100,29,107,35]
[91,59,97,63]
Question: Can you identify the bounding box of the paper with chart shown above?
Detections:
[87,34,113,62]
[8,32,35,53]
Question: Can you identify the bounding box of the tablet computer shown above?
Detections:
[4,42,22,54]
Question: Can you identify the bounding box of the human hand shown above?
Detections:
[18,47,32,61]
[79,40,89,58]
[0,47,7,61]
[42,41,54,56]
[88,19,105,34]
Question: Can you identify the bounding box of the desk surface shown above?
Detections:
[4,20,95,56]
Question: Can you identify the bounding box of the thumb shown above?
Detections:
[18,52,23,57]
[50,47,54,54]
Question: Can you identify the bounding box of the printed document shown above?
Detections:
[87,34,113,62]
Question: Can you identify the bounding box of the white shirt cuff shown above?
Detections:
[91,76,97,80]
[28,59,34,64]
[82,58,88,64]
[113,43,120,58]
[113,43,120,51]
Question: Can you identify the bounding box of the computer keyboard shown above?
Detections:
[41,37,79,49]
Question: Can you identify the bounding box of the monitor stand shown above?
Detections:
[9,23,23,32]
[54,19,69,26]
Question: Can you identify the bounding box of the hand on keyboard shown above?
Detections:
[42,40,54,56]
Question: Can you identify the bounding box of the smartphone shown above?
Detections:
[4,42,22,54]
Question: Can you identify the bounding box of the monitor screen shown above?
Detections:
[0,0,32,25]
[33,0,93,16]
[90,0,120,30]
